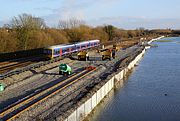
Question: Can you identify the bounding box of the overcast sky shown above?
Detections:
[0,0,180,29]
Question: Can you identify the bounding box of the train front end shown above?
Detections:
[43,48,53,59]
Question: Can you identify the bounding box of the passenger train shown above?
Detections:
[44,40,100,59]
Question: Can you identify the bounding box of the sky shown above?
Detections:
[0,0,180,29]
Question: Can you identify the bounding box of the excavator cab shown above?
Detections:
[101,49,112,60]
[77,51,89,61]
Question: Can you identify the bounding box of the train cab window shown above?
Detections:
[54,49,60,55]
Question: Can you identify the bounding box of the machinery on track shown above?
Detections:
[77,51,89,61]
[101,49,112,60]
[59,64,72,75]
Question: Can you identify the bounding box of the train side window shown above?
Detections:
[73,46,76,51]
[54,50,56,55]
[87,43,90,47]
[62,47,68,54]
[66,48,69,53]
[71,46,76,51]
[53,50,55,55]
[57,50,59,54]
[62,48,65,54]
[76,45,80,50]
[54,49,60,55]
[81,44,85,49]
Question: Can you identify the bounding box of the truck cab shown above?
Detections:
[59,64,72,75]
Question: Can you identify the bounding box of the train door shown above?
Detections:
[60,48,62,56]
[69,48,72,53]
[91,42,94,47]
[88,42,91,48]
[80,45,82,51]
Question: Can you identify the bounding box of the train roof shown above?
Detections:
[75,41,90,45]
[89,39,100,42]
[45,44,75,50]
[75,39,100,45]
[45,39,100,50]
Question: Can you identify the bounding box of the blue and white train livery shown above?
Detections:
[44,40,100,59]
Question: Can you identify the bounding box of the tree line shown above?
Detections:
[0,13,178,53]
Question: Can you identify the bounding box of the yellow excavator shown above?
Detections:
[77,51,89,61]
[113,44,121,51]
[101,49,112,60]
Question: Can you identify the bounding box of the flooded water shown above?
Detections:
[88,37,180,121]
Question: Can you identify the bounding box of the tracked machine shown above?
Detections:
[59,64,72,75]
[77,51,89,61]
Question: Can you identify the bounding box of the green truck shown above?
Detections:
[59,64,72,75]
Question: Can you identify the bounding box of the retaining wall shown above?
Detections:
[63,37,162,121]
[148,36,164,44]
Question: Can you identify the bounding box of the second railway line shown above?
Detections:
[0,66,96,121]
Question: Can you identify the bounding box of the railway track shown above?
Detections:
[0,61,34,74]
[0,56,45,74]
[0,66,96,121]
[0,62,17,67]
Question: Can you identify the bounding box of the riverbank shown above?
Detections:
[87,36,180,121]
[60,37,163,121]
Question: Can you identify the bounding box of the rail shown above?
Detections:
[0,56,63,80]
[0,66,96,121]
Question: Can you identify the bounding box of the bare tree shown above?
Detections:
[58,18,86,42]
[103,25,117,41]
[58,18,85,29]
[9,14,46,50]
[10,14,46,29]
